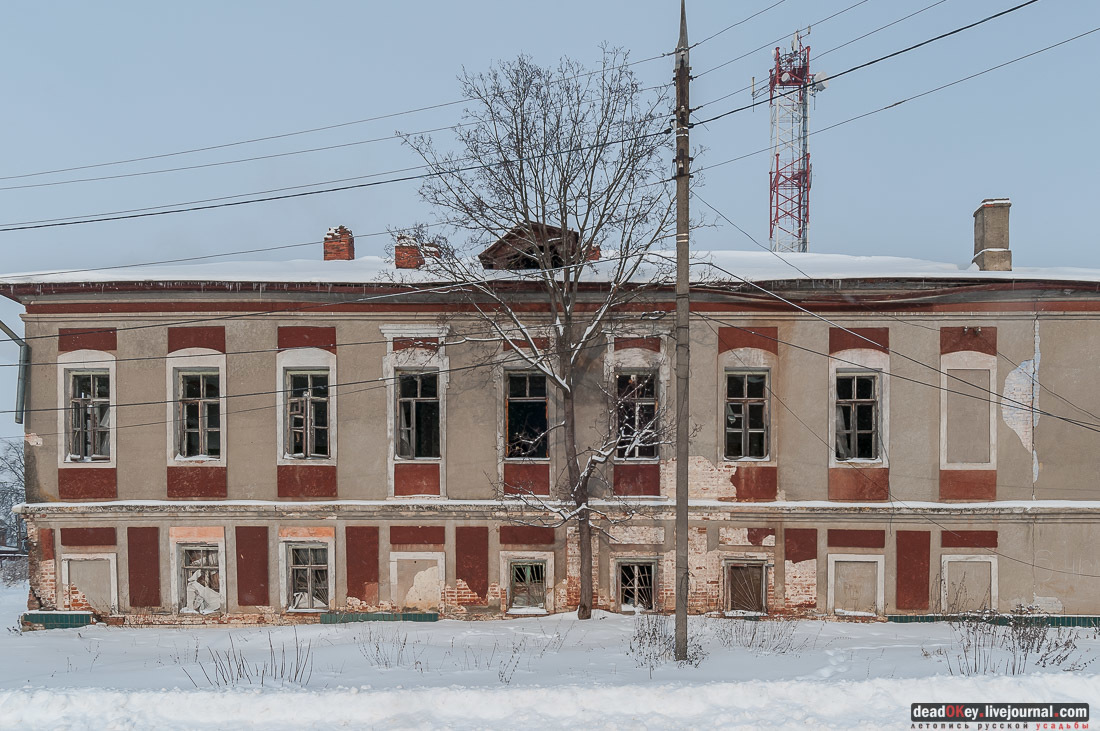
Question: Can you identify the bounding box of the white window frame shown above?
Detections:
[499,550,555,614]
[381,325,449,498]
[828,348,889,469]
[614,370,661,461]
[503,370,552,461]
[940,554,998,613]
[719,346,777,465]
[388,550,446,609]
[827,553,885,615]
[939,351,997,469]
[165,348,227,466]
[279,539,335,612]
[168,527,227,615]
[604,333,670,464]
[60,553,118,613]
[276,348,336,465]
[57,350,117,468]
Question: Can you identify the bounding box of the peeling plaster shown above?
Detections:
[1002,318,1041,483]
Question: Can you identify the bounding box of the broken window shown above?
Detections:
[396,372,441,459]
[509,561,546,609]
[835,372,878,460]
[287,544,329,610]
[179,545,221,613]
[68,372,110,461]
[286,371,329,459]
[725,372,769,459]
[727,563,766,613]
[506,373,548,459]
[177,372,221,458]
[618,561,656,611]
[616,372,658,459]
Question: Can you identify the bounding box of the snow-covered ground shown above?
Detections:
[0,580,1096,730]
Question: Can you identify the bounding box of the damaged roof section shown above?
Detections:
[477,221,588,271]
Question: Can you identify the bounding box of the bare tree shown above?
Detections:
[400,50,675,619]
[0,443,25,551]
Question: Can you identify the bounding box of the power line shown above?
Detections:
[690,0,789,48]
[694,0,1043,126]
[696,25,1100,174]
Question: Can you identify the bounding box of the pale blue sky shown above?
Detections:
[0,0,1097,440]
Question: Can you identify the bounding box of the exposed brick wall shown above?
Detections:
[784,528,818,610]
[26,523,56,610]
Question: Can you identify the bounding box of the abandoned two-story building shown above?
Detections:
[6,199,1100,626]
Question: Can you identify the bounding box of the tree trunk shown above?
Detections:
[560,371,592,619]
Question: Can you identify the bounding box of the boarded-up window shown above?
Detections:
[393,557,441,611]
[833,560,877,614]
[728,564,766,612]
[945,560,993,613]
[946,369,990,464]
[67,558,113,613]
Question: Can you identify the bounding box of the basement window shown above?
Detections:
[396,372,441,459]
[618,561,656,611]
[285,371,330,459]
[67,372,111,461]
[509,561,547,610]
[179,545,222,613]
[287,544,329,611]
[727,563,766,613]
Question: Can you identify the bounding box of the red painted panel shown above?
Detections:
[940,326,997,356]
[939,470,996,501]
[614,337,661,352]
[455,526,489,602]
[613,463,661,496]
[277,464,338,498]
[167,326,226,353]
[829,327,889,354]
[500,526,556,545]
[39,528,54,560]
[718,326,778,354]
[392,337,439,351]
[503,336,550,351]
[60,527,116,546]
[58,468,117,500]
[784,528,817,564]
[896,530,931,610]
[389,525,445,545]
[345,526,379,604]
[58,327,117,353]
[502,463,551,496]
[167,466,227,499]
[235,526,269,606]
[732,464,778,501]
[277,326,336,353]
[827,529,886,548]
[747,528,775,546]
[941,530,998,548]
[127,527,161,607]
[393,462,441,496]
[829,468,889,501]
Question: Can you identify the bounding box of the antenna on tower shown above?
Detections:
[756,30,825,253]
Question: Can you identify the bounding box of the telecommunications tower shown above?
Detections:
[762,31,825,253]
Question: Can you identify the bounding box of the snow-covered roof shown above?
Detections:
[4,250,1100,288]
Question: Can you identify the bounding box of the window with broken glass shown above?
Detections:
[287,544,329,610]
[725,372,769,459]
[68,372,111,461]
[509,561,546,609]
[396,371,440,459]
[177,372,220,458]
[835,372,879,460]
[618,561,656,611]
[285,371,329,459]
[616,372,658,459]
[506,373,548,459]
[179,545,222,613]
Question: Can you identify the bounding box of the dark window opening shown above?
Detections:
[835,373,878,460]
[619,562,656,611]
[509,561,547,609]
[725,372,769,459]
[728,563,766,613]
[178,372,221,458]
[286,371,330,459]
[68,372,110,461]
[287,544,329,610]
[506,373,548,459]
[616,372,658,459]
[397,372,441,459]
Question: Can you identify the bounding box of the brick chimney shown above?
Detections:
[323,226,355,261]
[394,234,424,270]
[972,199,1011,272]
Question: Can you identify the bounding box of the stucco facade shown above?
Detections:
[8,239,1100,624]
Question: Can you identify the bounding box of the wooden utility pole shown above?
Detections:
[673,0,691,661]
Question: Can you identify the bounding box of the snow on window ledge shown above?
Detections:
[506,607,548,616]
[834,609,876,618]
[723,610,766,618]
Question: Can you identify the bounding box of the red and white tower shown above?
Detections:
[766,32,824,253]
